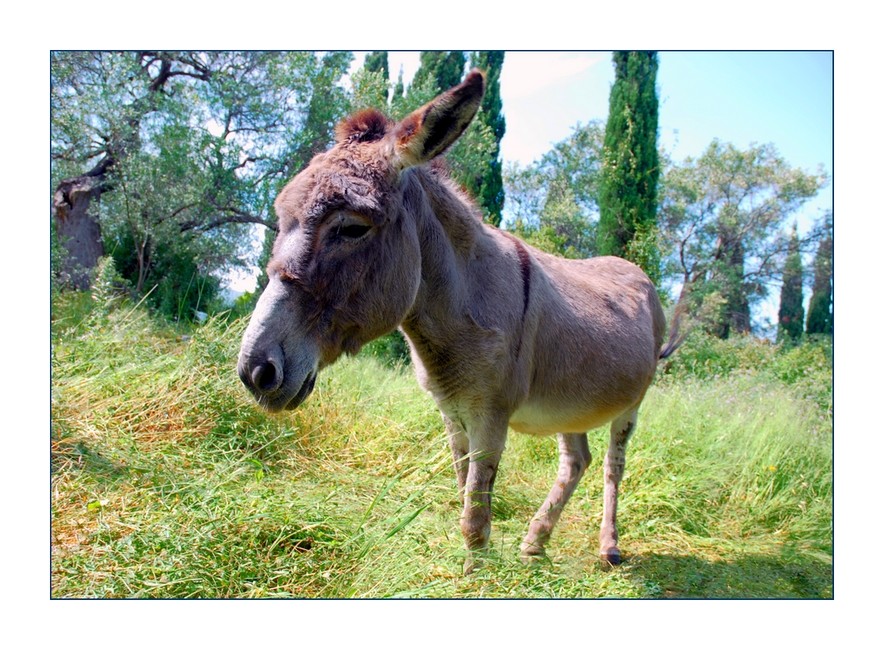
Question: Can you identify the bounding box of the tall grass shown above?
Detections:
[51,293,833,598]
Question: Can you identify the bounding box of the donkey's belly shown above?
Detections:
[509,399,626,435]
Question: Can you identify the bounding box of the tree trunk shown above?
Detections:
[53,173,105,290]
[51,52,175,290]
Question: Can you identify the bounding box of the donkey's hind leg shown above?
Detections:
[520,432,591,561]
[599,408,638,565]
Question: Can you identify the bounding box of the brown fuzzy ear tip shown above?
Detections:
[463,69,486,93]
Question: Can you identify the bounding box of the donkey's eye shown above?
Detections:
[337,223,372,240]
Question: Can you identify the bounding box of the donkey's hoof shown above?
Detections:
[519,550,547,565]
[600,549,622,566]
[519,541,547,564]
[463,555,480,575]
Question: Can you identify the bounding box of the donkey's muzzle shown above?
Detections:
[238,344,317,413]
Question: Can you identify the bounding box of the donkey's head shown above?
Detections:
[238,70,485,411]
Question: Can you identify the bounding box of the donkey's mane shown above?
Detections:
[335,109,391,144]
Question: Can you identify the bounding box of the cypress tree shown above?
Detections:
[806,216,834,336]
[391,67,405,105]
[469,51,506,226]
[777,225,805,343]
[597,51,661,284]
[363,51,389,81]
[412,51,466,93]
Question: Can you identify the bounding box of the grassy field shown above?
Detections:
[50,291,833,598]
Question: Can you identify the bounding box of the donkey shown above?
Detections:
[238,70,682,572]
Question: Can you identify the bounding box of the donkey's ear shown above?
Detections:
[392,70,485,169]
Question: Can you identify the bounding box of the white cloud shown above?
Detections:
[499,52,610,166]
[388,51,421,87]
[501,51,604,99]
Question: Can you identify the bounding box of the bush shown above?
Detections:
[89,257,128,316]
[769,337,833,416]
[106,229,221,323]
[660,330,833,417]
[661,330,776,380]
[360,330,411,367]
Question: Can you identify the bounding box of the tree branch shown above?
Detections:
[178,209,277,233]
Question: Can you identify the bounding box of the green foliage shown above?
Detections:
[624,220,662,283]
[287,51,354,169]
[769,336,833,413]
[505,122,605,258]
[662,329,777,379]
[154,255,220,322]
[411,51,466,95]
[446,121,497,200]
[598,51,661,285]
[89,256,127,318]
[661,140,828,337]
[660,329,832,417]
[349,67,390,112]
[777,225,805,343]
[391,67,405,105]
[52,51,354,315]
[50,219,72,291]
[363,51,389,81]
[229,291,257,319]
[360,330,411,367]
[806,213,833,336]
[390,67,438,119]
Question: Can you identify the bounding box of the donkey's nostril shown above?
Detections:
[251,359,282,393]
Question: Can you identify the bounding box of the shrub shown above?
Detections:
[769,338,833,416]
[89,257,128,317]
[660,329,833,418]
[360,330,411,367]
[661,330,776,380]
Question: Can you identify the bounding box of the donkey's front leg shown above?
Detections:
[460,414,508,574]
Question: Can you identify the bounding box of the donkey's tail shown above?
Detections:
[659,299,689,360]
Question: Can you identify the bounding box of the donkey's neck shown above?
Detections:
[400,166,487,341]
[408,167,483,254]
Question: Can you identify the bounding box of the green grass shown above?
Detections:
[50,292,833,598]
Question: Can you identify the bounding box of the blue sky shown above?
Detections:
[384,50,832,227]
